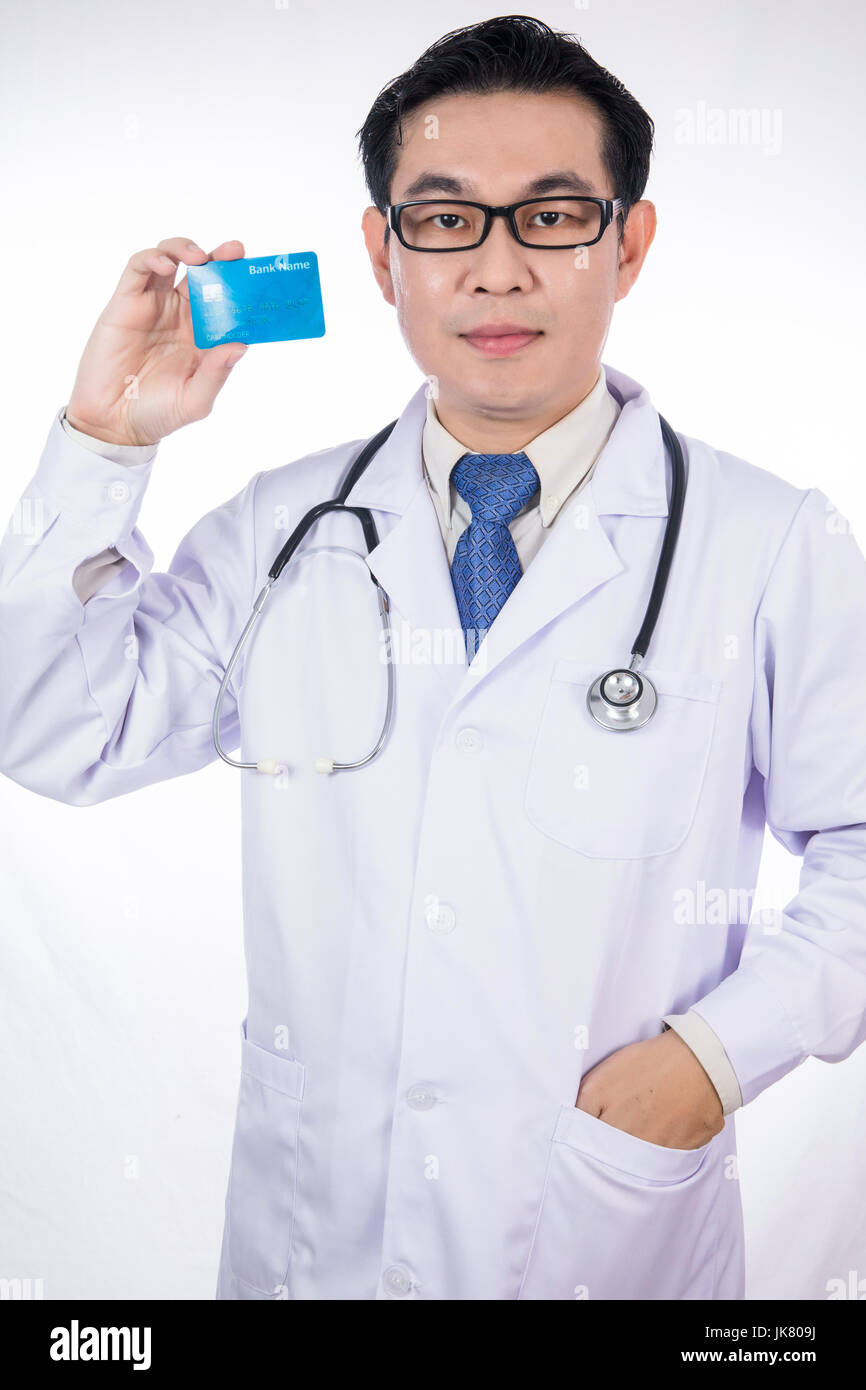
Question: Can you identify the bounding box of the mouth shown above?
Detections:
[461,324,543,357]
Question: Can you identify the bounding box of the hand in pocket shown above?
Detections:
[575,1030,724,1151]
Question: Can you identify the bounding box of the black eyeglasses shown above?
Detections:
[387,196,625,252]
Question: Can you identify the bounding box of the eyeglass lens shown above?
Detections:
[397,200,604,249]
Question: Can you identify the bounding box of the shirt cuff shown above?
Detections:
[60,407,158,465]
[662,1009,744,1115]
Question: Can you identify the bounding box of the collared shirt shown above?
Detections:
[421,365,619,570]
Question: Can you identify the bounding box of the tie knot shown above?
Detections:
[451,451,540,526]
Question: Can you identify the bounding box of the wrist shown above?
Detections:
[64,407,150,448]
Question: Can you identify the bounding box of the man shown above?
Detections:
[1,15,865,1300]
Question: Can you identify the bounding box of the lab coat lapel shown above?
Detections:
[460,376,672,692]
[343,384,464,645]
[343,372,672,691]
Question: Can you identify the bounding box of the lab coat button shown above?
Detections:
[107,479,131,503]
[455,726,483,752]
[425,899,456,932]
[407,1084,436,1110]
[383,1264,413,1296]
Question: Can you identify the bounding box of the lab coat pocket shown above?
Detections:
[517,1105,721,1300]
[524,660,721,858]
[226,1019,305,1298]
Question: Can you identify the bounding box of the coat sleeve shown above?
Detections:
[0,407,263,805]
[687,486,866,1106]
[60,405,159,603]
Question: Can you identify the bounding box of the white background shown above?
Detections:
[1,0,864,1299]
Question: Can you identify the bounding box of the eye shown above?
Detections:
[431,212,467,229]
[531,210,567,226]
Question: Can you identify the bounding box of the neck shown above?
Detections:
[433,369,601,453]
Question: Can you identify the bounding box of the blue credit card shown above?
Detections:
[186,252,325,348]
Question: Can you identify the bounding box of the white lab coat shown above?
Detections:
[1,364,866,1301]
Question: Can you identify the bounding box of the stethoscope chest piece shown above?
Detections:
[587,667,658,731]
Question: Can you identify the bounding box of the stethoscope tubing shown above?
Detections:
[212,409,685,767]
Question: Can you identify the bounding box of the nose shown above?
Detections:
[463,213,535,294]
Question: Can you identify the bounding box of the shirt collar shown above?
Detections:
[421,365,620,530]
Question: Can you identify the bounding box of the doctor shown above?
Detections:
[1,14,866,1301]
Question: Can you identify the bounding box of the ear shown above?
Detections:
[362,206,396,307]
[614,200,657,304]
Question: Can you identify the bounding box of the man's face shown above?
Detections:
[362,88,655,430]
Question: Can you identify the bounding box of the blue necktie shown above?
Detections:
[450,450,540,658]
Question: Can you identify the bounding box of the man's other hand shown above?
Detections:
[575,1029,725,1150]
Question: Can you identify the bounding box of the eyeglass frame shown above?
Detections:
[386,195,625,252]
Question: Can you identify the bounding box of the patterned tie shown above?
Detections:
[450,450,540,659]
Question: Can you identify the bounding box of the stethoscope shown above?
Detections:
[211,411,686,773]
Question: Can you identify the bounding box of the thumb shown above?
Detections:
[183,343,248,420]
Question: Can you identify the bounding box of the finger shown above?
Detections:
[155,235,210,262]
[182,342,249,420]
[175,239,245,303]
[574,1095,602,1116]
[115,248,179,295]
[207,239,245,261]
[115,239,209,297]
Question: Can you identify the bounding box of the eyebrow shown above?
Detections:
[396,169,599,201]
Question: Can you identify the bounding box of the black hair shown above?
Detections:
[356,14,655,246]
